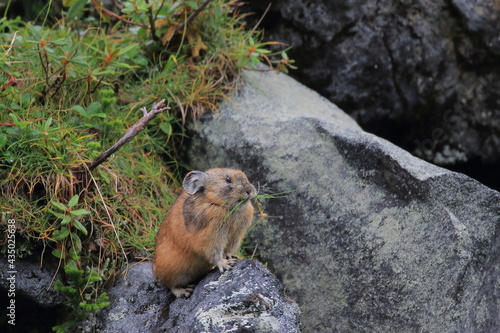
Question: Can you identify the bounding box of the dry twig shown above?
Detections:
[88,99,170,171]
[4,31,19,56]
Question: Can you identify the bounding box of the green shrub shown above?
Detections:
[0,1,293,331]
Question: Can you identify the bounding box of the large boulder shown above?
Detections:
[84,260,301,332]
[186,68,500,332]
[245,0,500,189]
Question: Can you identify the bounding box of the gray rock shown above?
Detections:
[186,68,500,332]
[246,0,500,179]
[451,0,500,55]
[0,254,65,307]
[89,260,301,333]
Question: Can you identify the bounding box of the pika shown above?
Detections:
[153,168,256,298]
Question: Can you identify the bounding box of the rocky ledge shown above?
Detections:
[82,259,301,333]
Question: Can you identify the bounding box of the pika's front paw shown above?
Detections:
[216,258,237,273]
[171,285,195,298]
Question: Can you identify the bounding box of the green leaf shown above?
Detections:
[117,43,139,56]
[9,102,21,111]
[68,194,79,207]
[86,102,102,115]
[43,46,55,54]
[53,322,73,333]
[159,122,172,136]
[112,62,139,70]
[66,68,77,78]
[71,233,82,251]
[48,209,65,219]
[67,0,87,20]
[51,200,68,211]
[98,169,111,184]
[72,105,88,118]
[17,121,31,129]
[72,219,88,235]
[255,48,271,54]
[0,133,7,150]
[64,260,79,272]
[52,227,70,241]
[253,190,295,200]
[71,55,88,66]
[61,215,72,225]
[85,273,100,283]
[20,93,33,107]
[53,280,65,291]
[52,249,64,258]
[92,69,118,76]
[43,117,53,131]
[70,209,90,216]
[133,57,148,67]
[27,24,42,40]
[69,247,80,260]
[50,38,70,47]
[95,113,107,119]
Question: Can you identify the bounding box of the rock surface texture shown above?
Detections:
[186,69,500,332]
[85,260,300,333]
[0,255,65,333]
[246,0,500,189]
[0,255,65,307]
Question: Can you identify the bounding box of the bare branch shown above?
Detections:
[88,99,170,171]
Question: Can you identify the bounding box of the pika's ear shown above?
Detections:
[183,171,208,195]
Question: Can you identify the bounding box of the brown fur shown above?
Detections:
[153,168,256,298]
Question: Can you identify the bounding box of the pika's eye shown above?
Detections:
[225,176,232,183]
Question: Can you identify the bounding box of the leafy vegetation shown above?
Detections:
[0,0,293,330]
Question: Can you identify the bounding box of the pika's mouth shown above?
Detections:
[242,192,256,202]
[238,190,256,203]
